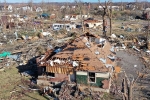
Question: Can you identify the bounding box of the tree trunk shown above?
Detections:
[123,77,129,100]
[109,9,112,35]
[82,20,84,33]
[129,83,133,100]
[103,7,107,37]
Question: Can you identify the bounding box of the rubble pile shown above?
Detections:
[58,81,76,99]
[43,81,105,100]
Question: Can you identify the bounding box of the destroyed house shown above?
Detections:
[52,23,70,31]
[52,21,76,31]
[37,33,116,92]
[84,19,102,28]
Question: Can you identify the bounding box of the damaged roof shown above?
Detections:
[84,19,102,23]
[37,33,116,73]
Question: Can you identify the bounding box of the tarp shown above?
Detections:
[8,54,21,61]
[0,52,11,58]
[41,13,49,18]
[54,48,62,53]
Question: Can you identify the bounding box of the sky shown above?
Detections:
[3,0,150,3]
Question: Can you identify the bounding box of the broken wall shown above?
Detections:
[76,71,110,88]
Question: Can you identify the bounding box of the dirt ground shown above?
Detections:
[116,50,145,78]
[116,49,150,100]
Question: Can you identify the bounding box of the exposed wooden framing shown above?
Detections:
[46,65,73,74]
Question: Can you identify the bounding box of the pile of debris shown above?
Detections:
[41,81,107,100]
[58,81,76,99]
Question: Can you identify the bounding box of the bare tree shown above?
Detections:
[107,1,112,35]
[28,0,33,8]
[99,0,112,36]
[99,1,108,37]
[120,0,124,11]
[4,0,6,12]
[27,0,33,15]
[75,0,85,33]
[123,70,147,100]
[41,0,45,11]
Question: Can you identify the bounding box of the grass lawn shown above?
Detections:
[0,65,46,100]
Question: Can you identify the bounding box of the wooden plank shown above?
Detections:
[58,67,61,73]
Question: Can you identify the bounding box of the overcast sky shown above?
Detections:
[4,0,147,3]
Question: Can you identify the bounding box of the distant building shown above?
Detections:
[16,6,33,12]
[84,19,103,28]
[64,14,89,21]
[126,3,137,10]
[98,5,120,11]
[0,5,4,11]
[36,7,43,12]
[22,6,32,11]
[7,5,13,12]
[52,21,75,31]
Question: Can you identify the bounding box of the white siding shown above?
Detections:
[76,71,87,75]
[95,72,110,78]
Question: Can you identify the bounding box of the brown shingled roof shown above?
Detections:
[50,33,115,72]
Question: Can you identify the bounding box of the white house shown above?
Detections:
[72,6,76,9]
[60,5,65,9]
[70,15,78,21]
[109,6,120,11]
[99,6,120,11]
[53,23,71,31]
[64,15,77,21]
[36,7,43,12]
[13,14,20,18]
[84,20,103,28]
[22,6,32,11]
[98,6,103,9]
[7,5,13,12]
[145,8,150,11]
[77,15,88,19]
[16,6,32,12]
[52,21,76,31]
[64,15,70,20]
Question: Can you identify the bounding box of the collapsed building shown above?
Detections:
[36,33,116,92]
[52,21,76,31]
[84,19,103,29]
